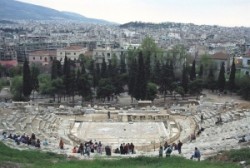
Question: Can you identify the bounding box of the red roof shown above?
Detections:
[29,50,56,56]
[0,60,18,67]
[211,52,228,60]
[62,46,84,51]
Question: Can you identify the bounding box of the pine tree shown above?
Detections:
[190,59,196,81]
[22,58,32,99]
[228,57,236,91]
[217,62,226,92]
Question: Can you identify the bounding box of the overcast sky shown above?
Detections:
[18,0,250,27]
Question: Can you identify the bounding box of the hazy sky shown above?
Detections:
[18,0,250,27]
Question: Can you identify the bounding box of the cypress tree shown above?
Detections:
[145,54,151,82]
[228,57,236,91]
[22,58,32,99]
[160,62,170,101]
[101,58,107,78]
[217,62,226,92]
[51,60,62,79]
[207,66,216,92]
[120,54,126,74]
[128,58,137,98]
[63,56,71,96]
[134,51,147,100]
[190,59,196,81]
[199,64,203,79]
[182,64,189,93]
[30,65,39,95]
[152,59,161,85]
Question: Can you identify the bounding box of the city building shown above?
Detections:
[28,50,56,66]
[56,45,87,63]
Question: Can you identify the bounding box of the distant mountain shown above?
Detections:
[61,12,116,24]
[0,0,113,24]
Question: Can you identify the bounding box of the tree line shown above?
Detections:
[3,37,250,102]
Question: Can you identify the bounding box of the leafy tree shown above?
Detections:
[141,36,158,55]
[190,59,196,81]
[189,79,203,96]
[38,74,54,96]
[8,65,22,77]
[97,78,114,101]
[167,45,191,80]
[228,57,236,92]
[200,54,214,77]
[174,86,185,99]
[146,82,158,101]
[11,76,24,101]
[51,78,64,102]
[217,62,226,92]
[22,59,32,99]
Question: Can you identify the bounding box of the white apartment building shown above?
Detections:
[92,47,126,65]
[56,45,87,63]
[241,54,250,75]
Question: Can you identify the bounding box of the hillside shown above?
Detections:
[0,0,112,24]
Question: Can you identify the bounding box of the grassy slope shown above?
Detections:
[0,142,242,168]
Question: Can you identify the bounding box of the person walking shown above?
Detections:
[177,140,183,154]
[59,138,64,149]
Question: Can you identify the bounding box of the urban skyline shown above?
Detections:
[18,0,250,27]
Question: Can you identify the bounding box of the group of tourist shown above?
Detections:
[1,131,201,160]
[159,140,183,157]
[118,143,135,154]
[159,140,201,161]
[2,132,44,148]
[67,139,112,157]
